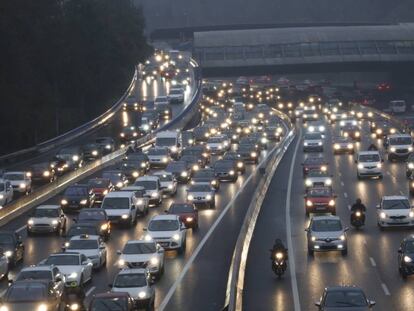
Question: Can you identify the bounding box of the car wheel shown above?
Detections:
[401,269,408,280]
[305,210,309,217]
[308,248,314,257]
[379,174,383,180]
[407,171,411,178]
[341,249,348,256]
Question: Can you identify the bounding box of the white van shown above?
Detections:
[155,131,181,158]
[101,191,139,227]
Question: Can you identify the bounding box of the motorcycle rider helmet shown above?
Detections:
[356,198,362,204]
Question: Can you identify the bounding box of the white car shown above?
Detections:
[0,179,13,206]
[117,240,165,278]
[101,191,139,227]
[356,151,383,179]
[306,121,326,133]
[147,148,170,168]
[305,170,332,189]
[0,252,8,280]
[154,95,170,106]
[387,134,413,161]
[27,205,66,236]
[111,268,155,310]
[64,234,107,269]
[168,87,185,103]
[153,171,177,196]
[15,265,65,295]
[134,176,163,206]
[119,186,149,215]
[206,136,230,155]
[144,215,187,254]
[3,171,32,194]
[40,252,93,287]
[303,132,323,152]
[377,196,414,229]
[186,184,216,208]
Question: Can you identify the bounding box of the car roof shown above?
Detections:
[117,268,147,275]
[104,191,133,198]
[70,234,100,241]
[325,285,363,292]
[358,151,380,155]
[136,176,159,181]
[35,205,60,210]
[151,214,179,221]
[382,195,408,200]
[312,215,341,221]
[126,239,155,245]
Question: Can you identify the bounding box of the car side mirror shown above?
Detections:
[376,205,380,209]
[344,227,349,232]
[369,301,376,307]
[314,301,321,307]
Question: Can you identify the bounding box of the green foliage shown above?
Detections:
[0,0,151,153]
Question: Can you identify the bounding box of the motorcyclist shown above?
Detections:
[62,284,86,311]
[350,198,366,223]
[270,238,288,261]
[368,143,378,151]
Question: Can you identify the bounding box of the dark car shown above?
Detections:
[315,286,375,310]
[121,160,144,182]
[240,137,261,150]
[182,145,210,165]
[341,125,361,141]
[49,158,69,176]
[95,137,116,154]
[55,147,83,171]
[65,223,100,239]
[28,162,55,183]
[155,102,172,120]
[237,144,259,164]
[223,151,245,174]
[398,235,414,278]
[181,131,195,147]
[167,202,198,229]
[191,168,220,190]
[1,280,63,311]
[193,126,213,143]
[181,155,204,173]
[82,143,103,161]
[89,292,135,311]
[302,157,328,177]
[75,208,111,241]
[213,160,238,182]
[0,231,24,267]
[123,152,150,174]
[249,132,268,149]
[120,126,142,144]
[88,178,113,203]
[60,184,95,213]
[166,161,191,183]
[102,170,128,190]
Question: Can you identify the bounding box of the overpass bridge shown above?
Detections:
[192,23,414,76]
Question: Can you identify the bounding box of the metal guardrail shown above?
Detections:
[224,112,296,311]
[0,60,202,227]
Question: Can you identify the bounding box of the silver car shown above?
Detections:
[153,171,177,196]
[27,205,66,236]
[15,265,65,296]
[64,234,107,270]
[186,184,216,208]
[306,215,348,256]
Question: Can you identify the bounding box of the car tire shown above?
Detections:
[379,174,383,180]
[407,171,412,178]
[341,249,348,256]
[146,300,155,311]
[305,210,309,217]
[308,248,314,257]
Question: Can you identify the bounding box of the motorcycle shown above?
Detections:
[271,251,287,278]
[64,292,86,311]
[351,210,365,229]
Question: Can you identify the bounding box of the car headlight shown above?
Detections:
[80,199,88,205]
[376,129,382,135]
[186,217,194,222]
[193,165,199,171]
[37,304,48,311]
[162,157,168,163]
[319,126,325,132]
[229,170,235,175]
[121,214,129,219]
[305,180,312,187]
[101,223,108,231]
[116,182,123,188]
[43,171,50,177]
[172,234,180,241]
[72,155,79,162]
[28,219,34,225]
[390,147,396,153]
[306,200,313,207]
[347,144,353,149]
[410,211,414,218]
[357,164,364,169]
[150,257,159,265]
[144,234,152,241]
[251,152,257,157]
[105,144,111,150]
[304,142,308,146]
[376,163,382,168]
[181,171,188,177]
[138,291,147,299]
[19,183,26,189]
[320,166,327,172]
[409,163,414,169]
[334,144,340,150]
[237,162,243,168]
[103,189,108,195]
[311,236,316,242]
[206,194,212,200]
[151,192,159,198]
[52,220,58,225]
[390,128,396,134]
[326,179,332,186]
[380,212,387,219]
[61,199,68,205]
[68,272,78,279]
[171,146,178,153]
[340,121,345,126]
[409,147,413,152]
[141,163,147,168]
[261,138,268,144]
[92,150,98,156]
[187,195,194,201]
[404,255,413,263]
[132,171,139,178]
[118,259,125,266]
[329,199,335,206]
[339,234,346,241]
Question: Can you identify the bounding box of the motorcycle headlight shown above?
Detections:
[141,163,146,168]
[311,236,316,242]
[132,171,139,178]
[347,144,353,149]
[171,146,178,153]
[328,200,335,206]
[69,303,79,311]
[43,171,50,177]
[80,199,87,205]
[237,162,243,168]
[390,128,396,134]
[251,152,257,157]
[72,155,79,162]
[193,165,199,171]
[186,217,194,222]
[103,189,108,195]
[144,235,152,241]
[101,223,108,231]
[306,200,313,207]
[105,144,111,150]
[116,182,124,188]
[380,212,387,219]
[92,150,98,156]
[355,211,361,217]
[181,171,188,177]
[275,252,283,260]
[404,255,412,263]
[334,144,340,150]
[410,163,414,169]
[172,234,180,241]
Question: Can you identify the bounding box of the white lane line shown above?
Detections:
[338,172,342,177]
[344,192,348,198]
[86,286,96,297]
[16,225,26,233]
[400,190,404,195]
[340,181,344,186]
[158,140,284,310]
[369,257,377,267]
[381,283,391,296]
[386,171,391,176]
[285,129,302,311]
[347,204,351,210]
[0,289,6,297]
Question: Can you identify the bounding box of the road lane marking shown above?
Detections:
[347,204,351,210]
[285,129,302,311]
[86,286,96,297]
[158,138,286,310]
[338,172,342,177]
[381,283,391,296]
[399,190,404,195]
[340,181,344,186]
[369,257,377,267]
[386,171,391,176]
[344,192,348,198]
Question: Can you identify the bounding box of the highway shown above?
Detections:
[243,113,414,310]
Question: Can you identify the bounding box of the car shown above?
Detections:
[28,162,56,183]
[119,186,150,215]
[302,110,319,123]
[102,170,128,190]
[101,191,139,227]
[206,136,230,155]
[15,265,65,296]
[240,137,261,151]
[134,176,163,206]
[82,143,103,161]
[168,87,185,103]
[339,118,358,128]
[302,157,328,177]
[154,95,171,106]
[236,144,259,164]
[333,136,354,154]
[3,171,32,195]
[95,137,116,154]
[63,234,107,269]
[306,215,348,256]
[89,292,136,311]
[0,179,13,206]
[182,145,210,165]
[123,152,150,174]
[0,231,24,267]
[55,147,83,170]
[214,160,238,182]
[191,168,220,190]
[304,170,332,189]
[0,280,64,311]
[116,240,165,278]
[123,96,140,111]
[315,286,376,310]
[0,251,9,279]
[153,171,177,196]
[377,195,414,229]
[155,102,172,120]
[166,161,191,183]
[406,153,414,178]
[121,160,144,182]
[181,155,204,173]
[306,121,326,133]
[147,147,171,168]
[181,131,195,147]
[186,184,216,208]
[304,187,336,216]
[66,223,100,239]
[75,208,111,241]
[120,126,142,144]
[303,132,323,152]
[341,125,361,141]
[371,120,397,138]
[87,178,113,203]
[386,134,413,161]
[356,151,383,179]
[398,235,414,279]
[249,132,269,150]
[144,215,187,254]
[167,202,199,229]
[111,268,156,310]
[60,184,95,212]
[40,252,93,287]
[50,158,69,176]
[27,205,66,236]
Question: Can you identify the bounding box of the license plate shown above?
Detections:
[160,242,169,247]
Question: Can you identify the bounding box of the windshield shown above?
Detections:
[3,173,24,180]
[148,219,179,231]
[308,189,331,197]
[102,172,122,182]
[17,270,52,281]
[170,204,194,213]
[208,138,223,143]
[189,185,211,192]
[123,242,156,254]
[324,290,367,307]
[382,199,410,210]
[308,171,328,177]
[214,162,233,169]
[68,226,97,237]
[90,297,127,311]
[194,171,214,178]
[389,137,412,145]
[64,187,88,196]
[359,154,380,162]
[134,181,157,190]
[166,163,186,171]
[44,255,80,266]
[148,149,167,155]
[88,179,109,188]
[79,211,106,221]
[156,137,177,147]
[304,133,322,140]
[33,209,59,218]
[155,97,168,102]
[170,89,182,95]
[96,138,110,144]
[156,174,173,182]
[102,198,129,209]
[312,219,342,232]
[6,284,46,302]
[114,273,147,288]
[67,240,98,250]
[405,241,414,253]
